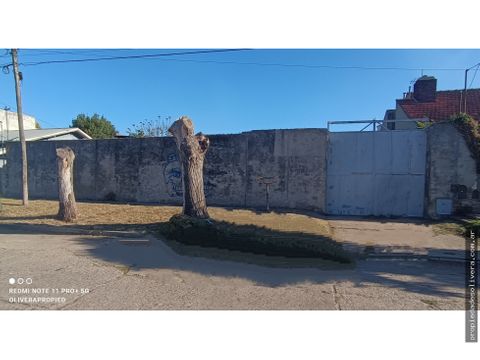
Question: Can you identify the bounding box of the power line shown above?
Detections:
[17,49,252,67]
[13,50,94,57]
[0,48,249,69]
[139,57,468,72]
[0,49,473,72]
[14,49,142,58]
[35,118,60,128]
[468,64,480,88]
[3,49,480,79]
[22,56,470,72]
[0,103,58,128]
[1,49,139,61]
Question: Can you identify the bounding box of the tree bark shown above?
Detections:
[56,147,78,222]
[169,116,210,218]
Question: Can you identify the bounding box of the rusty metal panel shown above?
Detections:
[326,130,426,217]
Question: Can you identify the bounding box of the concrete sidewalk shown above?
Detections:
[0,226,465,310]
[329,218,467,260]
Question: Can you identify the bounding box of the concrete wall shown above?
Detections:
[3,124,476,218]
[426,122,479,217]
[0,129,328,212]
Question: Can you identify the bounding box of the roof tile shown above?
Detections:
[397,89,480,122]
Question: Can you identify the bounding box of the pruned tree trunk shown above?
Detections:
[56,147,78,222]
[169,116,210,218]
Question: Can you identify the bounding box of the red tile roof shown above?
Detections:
[397,89,480,122]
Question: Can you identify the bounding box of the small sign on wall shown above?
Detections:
[436,198,453,216]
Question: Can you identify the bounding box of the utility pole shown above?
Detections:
[463,68,469,113]
[463,61,480,114]
[11,49,28,206]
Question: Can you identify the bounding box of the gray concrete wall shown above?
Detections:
[2,125,477,218]
[0,129,328,212]
[426,122,479,217]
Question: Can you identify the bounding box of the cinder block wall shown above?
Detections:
[426,122,479,217]
[0,129,328,212]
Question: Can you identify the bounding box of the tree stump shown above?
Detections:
[56,147,78,222]
[168,116,210,218]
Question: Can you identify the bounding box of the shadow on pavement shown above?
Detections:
[0,222,465,299]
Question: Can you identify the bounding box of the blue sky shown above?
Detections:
[1,49,479,134]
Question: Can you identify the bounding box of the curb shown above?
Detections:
[345,245,478,263]
[0,223,146,238]
[364,252,479,263]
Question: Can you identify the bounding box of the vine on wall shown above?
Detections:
[451,113,480,174]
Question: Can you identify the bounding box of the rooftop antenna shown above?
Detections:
[405,78,418,99]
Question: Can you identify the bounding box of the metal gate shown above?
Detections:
[326,130,426,217]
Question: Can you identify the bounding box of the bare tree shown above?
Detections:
[168,116,210,218]
[127,116,172,138]
[56,147,78,222]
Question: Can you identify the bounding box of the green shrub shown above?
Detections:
[160,214,354,264]
[416,121,432,129]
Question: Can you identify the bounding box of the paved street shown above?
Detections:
[0,224,465,310]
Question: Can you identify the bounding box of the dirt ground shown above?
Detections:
[0,198,180,228]
[0,198,465,253]
[0,198,331,236]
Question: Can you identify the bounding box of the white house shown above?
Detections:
[0,110,91,142]
[0,111,91,168]
[0,109,38,133]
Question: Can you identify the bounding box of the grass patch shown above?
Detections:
[159,214,354,264]
[431,221,466,237]
[0,198,179,229]
[465,219,480,236]
[0,199,332,236]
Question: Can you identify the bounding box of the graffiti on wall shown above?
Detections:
[164,153,182,197]
[163,153,216,198]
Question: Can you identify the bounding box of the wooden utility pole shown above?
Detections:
[11,49,28,206]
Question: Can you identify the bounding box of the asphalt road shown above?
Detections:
[0,227,465,310]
